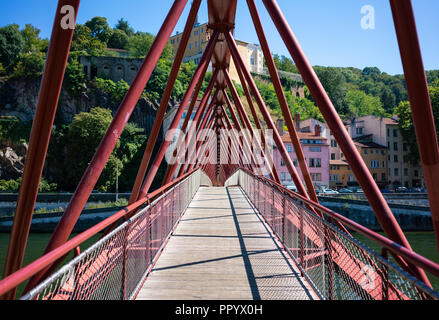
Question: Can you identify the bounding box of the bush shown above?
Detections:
[12,52,45,78]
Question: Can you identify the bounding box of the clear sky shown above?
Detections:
[1,0,438,75]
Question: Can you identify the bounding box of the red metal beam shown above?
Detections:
[138,70,219,197]
[129,0,202,205]
[389,0,439,255]
[1,0,80,300]
[24,0,189,293]
[224,31,312,202]
[224,69,281,184]
[246,0,318,203]
[261,0,430,286]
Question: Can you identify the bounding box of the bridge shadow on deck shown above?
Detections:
[136,187,315,300]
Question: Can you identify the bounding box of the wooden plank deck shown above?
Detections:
[136,187,317,300]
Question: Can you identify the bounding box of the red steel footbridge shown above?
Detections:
[1,0,439,300]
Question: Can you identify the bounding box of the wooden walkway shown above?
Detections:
[136,187,317,300]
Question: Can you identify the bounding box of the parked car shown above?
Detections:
[380,189,393,194]
[408,188,421,193]
[395,187,408,193]
[321,188,339,195]
[338,188,353,193]
[286,185,297,192]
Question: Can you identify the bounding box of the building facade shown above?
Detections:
[273,124,330,190]
[346,115,424,188]
[169,22,211,65]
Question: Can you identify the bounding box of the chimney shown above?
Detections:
[294,113,301,131]
[276,118,284,136]
[315,125,321,137]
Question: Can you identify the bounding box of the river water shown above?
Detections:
[0,232,438,298]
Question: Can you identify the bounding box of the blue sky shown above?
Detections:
[1,0,438,75]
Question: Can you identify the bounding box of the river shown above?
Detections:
[0,232,438,298]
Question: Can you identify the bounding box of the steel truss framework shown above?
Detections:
[0,0,439,300]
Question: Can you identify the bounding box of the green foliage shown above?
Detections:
[345,89,387,118]
[0,24,24,70]
[85,17,113,44]
[65,107,121,192]
[0,178,21,192]
[108,29,129,50]
[290,97,324,122]
[20,24,48,53]
[127,32,155,57]
[65,57,87,96]
[395,80,439,165]
[115,18,134,37]
[0,177,56,192]
[0,62,5,76]
[0,117,31,143]
[12,51,45,78]
[71,24,106,55]
[94,78,130,103]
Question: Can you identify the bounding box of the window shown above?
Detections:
[394,142,398,151]
[364,149,368,155]
[201,28,204,33]
[370,160,380,168]
[382,161,386,168]
[404,168,409,176]
[387,128,390,137]
[331,140,338,148]
[331,153,336,160]
[189,43,192,49]
[287,173,291,181]
[310,147,321,152]
[381,173,386,181]
[309,158,315,167]
[356,127,363,135]
[287,145,292,153]
[403,143,408,151]
[195,41,198,48]
[381,150,385,155]
[348,175,354,182]
[250,57,255,65]
[394,168,399,176]
[414,170,419,177]
[373,173,377,181]
[393,129,398,137]
[311,173,322,182]
[194,30,199,36]
[281,172,286,181]
[280,159,285,167]
[394,155,398,163]
[370,149,374,154]
[293,159,298,167]
[316,158,322,167]
[171,39,175,44]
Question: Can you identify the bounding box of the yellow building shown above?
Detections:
[335,140,388,189]
[329,160,352,189]
[169,22,211,65]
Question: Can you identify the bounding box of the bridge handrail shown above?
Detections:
[237,168,439,299]
[0,168,201,299]
[237,168,439,280]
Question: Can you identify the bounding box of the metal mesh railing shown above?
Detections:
[21,170,202,300]
[237,169,439,300]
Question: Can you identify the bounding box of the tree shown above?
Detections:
[65,107,122,191]
[127,32,155,57]
[346,89,386,118]
[12,52,45,78]
[108,29,129,50]
[71,24,106,55]
[313,66,347,114]
[115,18,134,37]
[0,24,24,70]
[20,24,48,53]
[395,80,439,165]
[85,17,113,44]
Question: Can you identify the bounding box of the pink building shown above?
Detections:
[272,122,330,190]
